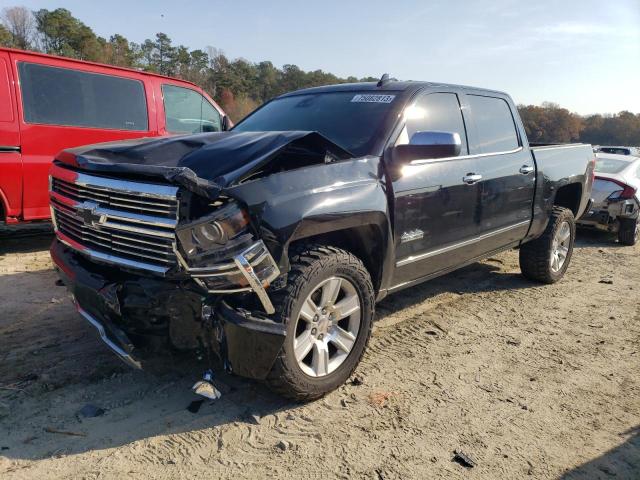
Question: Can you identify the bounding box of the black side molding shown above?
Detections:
[0,145,20,153]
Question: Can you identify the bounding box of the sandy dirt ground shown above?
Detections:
[0,228,638,479]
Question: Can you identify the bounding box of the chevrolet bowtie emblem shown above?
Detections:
[77,203,107,227]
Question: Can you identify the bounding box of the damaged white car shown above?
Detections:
[578,153,640,245]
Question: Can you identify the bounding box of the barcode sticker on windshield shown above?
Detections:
[351,94,396,103]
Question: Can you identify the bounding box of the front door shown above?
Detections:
[390,91,481,287]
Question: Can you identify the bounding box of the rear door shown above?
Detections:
[462,93,534,254]
[0,50,21,222]
[12,55,157,220]
[390,90,480,286]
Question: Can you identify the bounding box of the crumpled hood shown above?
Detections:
[55,131,353,199]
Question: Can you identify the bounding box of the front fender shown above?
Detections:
[226,157,393,286]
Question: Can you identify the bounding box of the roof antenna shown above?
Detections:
[377,73,396,87]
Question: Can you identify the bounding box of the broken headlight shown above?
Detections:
[176,201,253,264]
[176,201,281,295]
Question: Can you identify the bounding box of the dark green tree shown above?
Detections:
[152,32,174,75]
[105,34,136,67]
[33,8,105,61]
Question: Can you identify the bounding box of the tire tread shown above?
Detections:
[266,244,374,401]
[618,218,638,246]
[519,207,575,284]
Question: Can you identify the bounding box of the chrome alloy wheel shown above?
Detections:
[550,221,571,273]
[292,276,361,377]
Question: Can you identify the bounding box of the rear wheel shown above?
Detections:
[618,218,639,246]
[266,245,374,401]
[519,207,576,284]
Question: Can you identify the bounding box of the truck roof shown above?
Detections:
[0,46,201,88]
[278,80,509,99]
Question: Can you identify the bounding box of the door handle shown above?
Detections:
[519,165,534,174]
[463,173,482,184]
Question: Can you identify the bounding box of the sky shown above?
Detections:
[4,0,640,114]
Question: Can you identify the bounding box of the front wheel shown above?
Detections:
[618,218,639,246]
[519,207,576,284]
[266,245,374,401]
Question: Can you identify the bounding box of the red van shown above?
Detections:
[0,47,227,225]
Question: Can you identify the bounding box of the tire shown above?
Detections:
[618,218,639,246]
[266,245,374,401]
[519,207,576,284]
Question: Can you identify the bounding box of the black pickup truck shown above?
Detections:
[49,78,595,399]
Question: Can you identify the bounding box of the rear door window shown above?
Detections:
[18,62,148,131]
[162,85,221,134]
[467,95,520,153]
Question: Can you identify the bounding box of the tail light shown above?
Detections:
[596,176,637,200]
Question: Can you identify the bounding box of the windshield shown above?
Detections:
[595,158,630,174]
[233,91,399,156]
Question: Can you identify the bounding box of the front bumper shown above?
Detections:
[51,239,286,379]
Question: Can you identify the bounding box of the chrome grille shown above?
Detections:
[50,164,179,274]
[51,177,178,219]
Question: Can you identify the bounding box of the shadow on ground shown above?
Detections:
[560,426,640,479]
[0,229,53,255]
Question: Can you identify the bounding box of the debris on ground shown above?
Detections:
[350,374,364,386]
[367,391,395,408]
[191,370,222,400]
[78,404,105,418]
[598,279,613,284]
[44,427,86,437]
[276,440,290,451]
[242,410,261,425]
[452,449,477,468]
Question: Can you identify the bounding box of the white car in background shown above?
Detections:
[578,153,640,245]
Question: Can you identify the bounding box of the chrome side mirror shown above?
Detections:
[393,131,462,164]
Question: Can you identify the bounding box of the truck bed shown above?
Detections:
[529,142,595,222]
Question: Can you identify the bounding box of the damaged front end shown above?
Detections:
[48,131,350,380]
[173,201,280,314]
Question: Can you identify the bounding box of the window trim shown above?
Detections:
[408,146,523,166]
[465,93,522,155]
[161,83,221,134]
[17,61,149,131]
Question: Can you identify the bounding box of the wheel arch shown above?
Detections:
[553,182,583,217]
[288,216,389,295]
